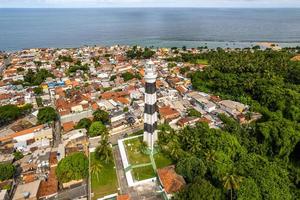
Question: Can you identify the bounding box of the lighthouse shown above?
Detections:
[143,60,158,152]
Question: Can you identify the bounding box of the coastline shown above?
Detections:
[2,40,300,53]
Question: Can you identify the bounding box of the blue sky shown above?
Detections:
[1,0,300,8]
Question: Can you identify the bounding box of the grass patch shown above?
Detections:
[194,59,209,65]
[124,137,151,165]
[90,153,118,200]
[132,165,156,181]
[154,152,174,169]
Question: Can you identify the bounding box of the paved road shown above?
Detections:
[110,124,143,144]
[89,124,143,149]
[49,184,88,200]
[53,120,61,147]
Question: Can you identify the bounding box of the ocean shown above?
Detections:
[0,8,300,51]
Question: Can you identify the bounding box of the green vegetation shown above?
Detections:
[34,61,42,67]
[56,152,88,183]
[126,46,155,59]
[58,55,73,62]
[76,118,92,130]
[121,72,141,82]
[90,153,118,200]
[68,63,89,74]
[110,75,117,81]
[194,59,209,65]
[132,165,156,181]
[88,121,108,137]
[13,151,24,161]
[35,97,43,107]
[123,107,129,112]
[93,109,110,124]
[0,104,32,126]
[121,72,135,81]
[17,67,25,73]
[154,152,173,169]
[33,86,43,95]
[180,66,190,74]
[187,108,202,118]
[24,69,55,86]
[168,62,177,68]
[0,163,16,181]
[37,107,58,124]
[124,137,151,165]
[161,49,300,200]
[95,137,112,163]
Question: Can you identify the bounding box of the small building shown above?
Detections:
[13,180,41,200]
[0,125,53,152]
[177,117,200,127]
[0,190,9,200]
[110,111,126,128]
[62,129,89,156]
[157,165,186,198]
[159,106,180,122]
[62,121,75,133]
[188,92,216,113]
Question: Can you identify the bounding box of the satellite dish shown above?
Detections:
[23,192,30,198]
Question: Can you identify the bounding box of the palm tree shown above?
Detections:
[95,138,112,163]
[205,150,216,163]
[223,174,243,200]
[90,161,103,181]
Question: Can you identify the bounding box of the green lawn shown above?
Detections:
[124,137,151,165]
[195,59,209,65]
[132,165,156,181]
[154,152,174,169]
[90,153,118,200]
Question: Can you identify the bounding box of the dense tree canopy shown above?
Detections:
[93,109,110,124]
[187,108,202,118]
[56,152,88,183]
[160,49,300,200]
[0,104,32,126]
[0,163,16,181]
[37,107,58,124]
[75,118,92,130]
[67,63,89,74]
[126,46,155,59]
[13,151,24,161]
[88,121,108,137]
[24,69,55,86]
[33,86,43,95]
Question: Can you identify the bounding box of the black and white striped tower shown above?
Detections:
[143,60,158,152]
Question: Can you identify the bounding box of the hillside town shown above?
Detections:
[0,46,261,200]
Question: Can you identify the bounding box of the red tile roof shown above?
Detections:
[117,194,130,200]
[157,165,186,194]
[62,121,75,133]
[0,125,44,142]
[159,106,180,120]
[114,97,130,105]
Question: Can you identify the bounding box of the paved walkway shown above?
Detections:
[113,146,129,195]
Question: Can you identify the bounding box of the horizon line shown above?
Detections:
[1,6,300,9]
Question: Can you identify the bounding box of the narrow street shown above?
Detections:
[53,119,61,147]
